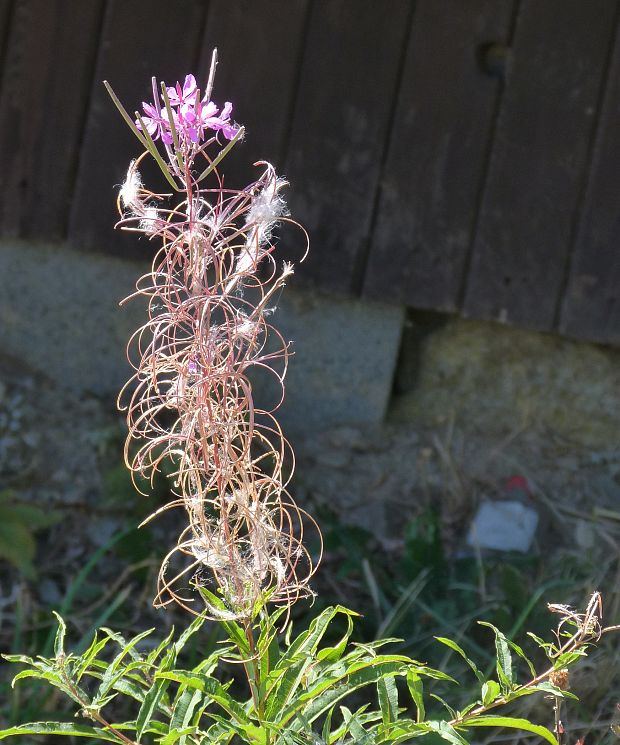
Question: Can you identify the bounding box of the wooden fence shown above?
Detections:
[1,0,619,345]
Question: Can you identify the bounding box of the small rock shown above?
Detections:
[466,499,539,553]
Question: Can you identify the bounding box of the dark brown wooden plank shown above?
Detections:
[283,0,411,294]
[463,0,617,331]
[363,0,514,310]
[0,1,14,75]
[200,0,308,190]
[560,17,620,346]
[0,0,103,239]
[68,0,207,257]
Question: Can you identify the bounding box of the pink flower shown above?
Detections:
[204,101,239,140]
[136,102,173,145]
[166,74,198,107]
[136,74,240,148]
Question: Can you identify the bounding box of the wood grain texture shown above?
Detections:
[283,0,411,294]
[463,0,617,331]
[68,0,207,256]
[560,15,620,345]
[363,0,514,310]
[200,0,308,190]
[0,0,103,239]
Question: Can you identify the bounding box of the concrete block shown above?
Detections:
[260,288,405,436]
[0,241,147,397]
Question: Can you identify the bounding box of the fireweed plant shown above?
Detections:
[2,53,619,745]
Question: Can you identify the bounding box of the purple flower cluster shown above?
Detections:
[136,74,238,146]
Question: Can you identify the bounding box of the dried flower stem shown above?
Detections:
[111,52,320,621]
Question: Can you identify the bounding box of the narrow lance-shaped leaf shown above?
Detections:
[464,715,558,745]
[478,622,514,690]
[134,112,182,191]
[52,611,67,658]
[377,675,399,728]
[406,671,425,723]
[0,722,126,742]
[427,720,469,745]
[435,636,485,684]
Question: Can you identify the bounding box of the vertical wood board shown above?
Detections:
[200,0,308,192]
[283,0,411,294]
[560,15,620,345]
[68,0,207,257]
[463,0,616,330]
[0,0,14,80]
[0,0,103,239]
[363,0,514,310]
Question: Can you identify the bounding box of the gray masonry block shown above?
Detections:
[0,241,146,397]
[263,289,405,437]
[0,241,404,433]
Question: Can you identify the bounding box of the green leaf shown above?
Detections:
[103,80,180,192]
[435,637,484,684]
[506,639,537,678]
[111,675,149,704]
[429,694,457,719]
[377,675,399,728]
[157,671,251,725]
[279,606,359,670]
[0,520,36,577]
[159,727,201,745]
[481,679,501,706]
[265,657,311,719]
[427,721,469,745]
[464,715,558,744]
[11,667,87,706]
[75,633,112,680]
[406,671,425,723]
[317,612,354,663]
[146,626,176,666]
[3,653,34,665]
[169,688,203,745]
[321,707,334,744]
[478,622,514,690]
[93,627,154,703]
[160,81,183,170]
[555,650,586,666]
[174,613,206,654]
[0,500,62,529]
[532,681,578,700]
[198,587,249,655]
[340,706,373,744]
[278,657,405,727]
[136,644,177,739]
[526,631,555,654]
[0,722,125,742]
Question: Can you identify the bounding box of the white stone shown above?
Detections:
[466,499,539,553]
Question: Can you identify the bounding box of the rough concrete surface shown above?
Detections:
[0,241,147,397]
[265,289,404,437]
